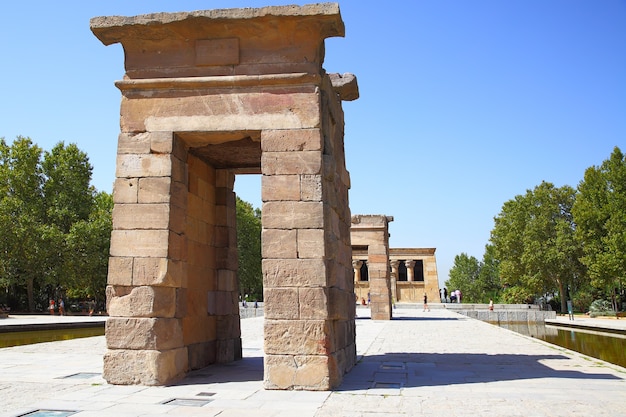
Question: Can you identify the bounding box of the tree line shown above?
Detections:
[0,137,112,312]
[445,147,626,314]
[0,137,264,313]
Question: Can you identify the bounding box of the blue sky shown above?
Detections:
[1,1,624,287]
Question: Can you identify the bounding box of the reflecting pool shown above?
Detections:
[496,321,626,368]
[0,327,104,348]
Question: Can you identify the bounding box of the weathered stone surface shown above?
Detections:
[113,178,138,203]
[133,257,183,287]
[261,129,323,152]
[299,287,329,320]
[138,177,171,203]
[262,201,324,229]
[264,320,332,355]
[262,229,297,259]
[106,317,183,350]
[264,354,332,390]
[107,286,177,318]
[108,257,133,286]
[112,203,170,230]
[300,174,322,201]
[110,230,169,258]
[116,154,172,178]
[261,151,322,175]
[263,259,327,288]
[329,73,359,101]
[261,175,300,201]
[264,288,299,320]
[297,228,325,258]
[103,347,188,385]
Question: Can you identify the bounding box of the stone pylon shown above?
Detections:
[351,215,394,320]
[91,3,358,389]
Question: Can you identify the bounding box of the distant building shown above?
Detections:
[351,215,439,306]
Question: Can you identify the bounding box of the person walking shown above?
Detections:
[423,293,430,312]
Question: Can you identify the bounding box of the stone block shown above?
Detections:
[299,287,328,320]
[261,175,300,201]
[263,259,327,288]
[212,291,236,315]
[297,228,325,258]
[117,132,150,154]
[188,340,216,369]
[262,229,297,259]
[261,151,322,175]
[112,203,170,230]
[182,315,216,345]
[217,269,237,292]
[262,201,324,229]
[133,257,184,287]
[108,257,133,286]
[217,338,242,363]
[105,317,183,350]
[300,174,322,201]
[103,347,188,385]
[149,131,174,154]
[264,319,332,355]
[329,288,354,320]
[264,288,299,319]
[264,354,332,390]
[116,154,172,178]
[168,230,187,261]
[261,128,323,152]
[120,91,320,133]
[110,230,169,258]
[113,178,138,203]
[107,285,177,318]
[138,177,171,203]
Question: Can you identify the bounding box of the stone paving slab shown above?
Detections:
[0,309,625,417]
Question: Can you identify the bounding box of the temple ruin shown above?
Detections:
[91,3,358,390]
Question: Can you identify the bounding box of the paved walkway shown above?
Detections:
[0,308,625,417]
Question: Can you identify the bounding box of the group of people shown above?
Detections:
[48,298,97,315]
[48,298,65,315]
[439,288,462,303]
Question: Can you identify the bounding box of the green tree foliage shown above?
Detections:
[490,181,583,311]
[445,246,500,303]
[446,253,480,302]
[42,142,94,233]
[573,146,626,311]
[236,196,262,301]
[0,137,110,311]
[65,191,112,305]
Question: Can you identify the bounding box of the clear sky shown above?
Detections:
[1,1,624,287]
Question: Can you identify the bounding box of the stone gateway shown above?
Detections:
[91,3,358,390]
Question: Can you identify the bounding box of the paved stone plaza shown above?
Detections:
[1,309,624,417]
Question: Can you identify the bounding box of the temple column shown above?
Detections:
[405,260,416,282]
[389,260,399,303]
[352,260,363,282]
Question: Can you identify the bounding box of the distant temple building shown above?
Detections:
[351,215,439,308]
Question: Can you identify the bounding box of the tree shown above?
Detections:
[0,137,47,311]
[445,253,480,302]
[236,196,262,301]
[0,137,106,311]
[65,191,112,306]
[445,247,501,303]
[475,244,501,302]
[42,142,94,233]
[490,181,583,311]
[573,147,626,311]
